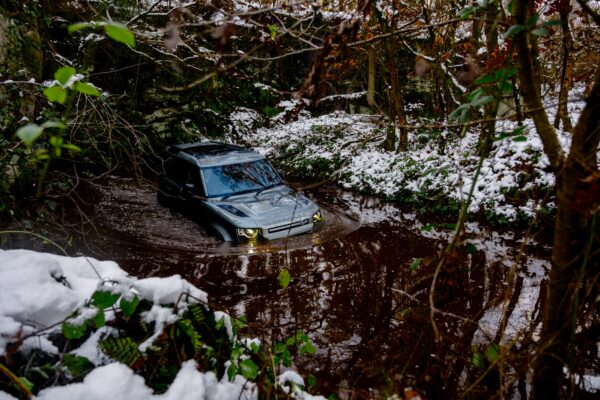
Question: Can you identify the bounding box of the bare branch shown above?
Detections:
[128,0,163,26]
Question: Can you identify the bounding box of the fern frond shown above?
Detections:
[100,336,141,366]
[188,304,205,324]
[177,319,202,353]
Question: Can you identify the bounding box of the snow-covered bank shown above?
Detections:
[0,250,322,400]
[226,86,589,223]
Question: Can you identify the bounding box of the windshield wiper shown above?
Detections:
[240,169,266,189]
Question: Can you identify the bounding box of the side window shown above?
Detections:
[167,159,189,185]
[185,166,205,196]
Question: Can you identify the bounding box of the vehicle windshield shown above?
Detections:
[202,159,282,198]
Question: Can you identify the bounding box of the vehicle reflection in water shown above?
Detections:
[61,177,550,397]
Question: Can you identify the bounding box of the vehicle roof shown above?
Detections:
[166,141,265,167]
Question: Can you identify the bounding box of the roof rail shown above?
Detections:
[165,141,250,158]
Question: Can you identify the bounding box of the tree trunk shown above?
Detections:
[367,46,376,108]
[514,0,564,172]
[477,0,502,158]
[375,11,408,152]
[533,71,600,400]
[513,2,600,398]
[553,5,574,132]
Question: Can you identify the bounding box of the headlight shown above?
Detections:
[237,228,261,239]
[312,210,323,224]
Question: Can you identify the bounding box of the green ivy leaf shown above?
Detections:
[512,136,528,142]
[299,340,316,355]
[274,342,287,354]
[54,67,76,86]
[231,346,244,362]
[120,296,140,317]
[92,291,120,309]
[471,95,493,107]
[278,269,291,289]
[526,13,540,27]
[16,124,44,146]
[280,350,292,367]
[90,309,105,329]
[43,86,67,104]
[239,359,259,380]
[308,374,317,388]
[531,28,549,36]
[501,80,513,93]
[543,20,562,27]
[449,103,473,123]
[62,143,82,152]
[74,82,100,96]
[503,24,525,38]
[250,342,260,353]
[68,22,97,33]
[459,108,470,124]
[104,22,135,47]
[286,335,297,347]
[485,343,500,363]
[474,73,497,85]
[226,365,237,381]
[472,351,485,368]
[41,120,66,130]
[62,321,87,340]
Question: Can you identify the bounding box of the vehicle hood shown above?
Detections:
[216,186,318,227]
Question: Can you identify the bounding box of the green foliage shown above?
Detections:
[100,337,142,366]
[43,86,67,104]
[120,296,140,317]
[409,258,422,271]
[92,290,120,309]
[69,21,136,48]
[54,67,76,85]
[104,22,136,47]
[63,354,94,378]
[465,243,477,254]
[74,82,101,96]
[239,359,259,380]
[278,269,291,289]
[267,24,278,40]
[62,320,87,340]
[176,319,202,354]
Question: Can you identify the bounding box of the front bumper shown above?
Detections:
[260,217,315,240]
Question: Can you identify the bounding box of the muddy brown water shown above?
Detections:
[8,176,552,398]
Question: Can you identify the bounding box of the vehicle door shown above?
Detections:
[180,165,208,216]
[158,158,188,203]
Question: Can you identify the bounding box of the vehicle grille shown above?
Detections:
[268,219,310,233]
